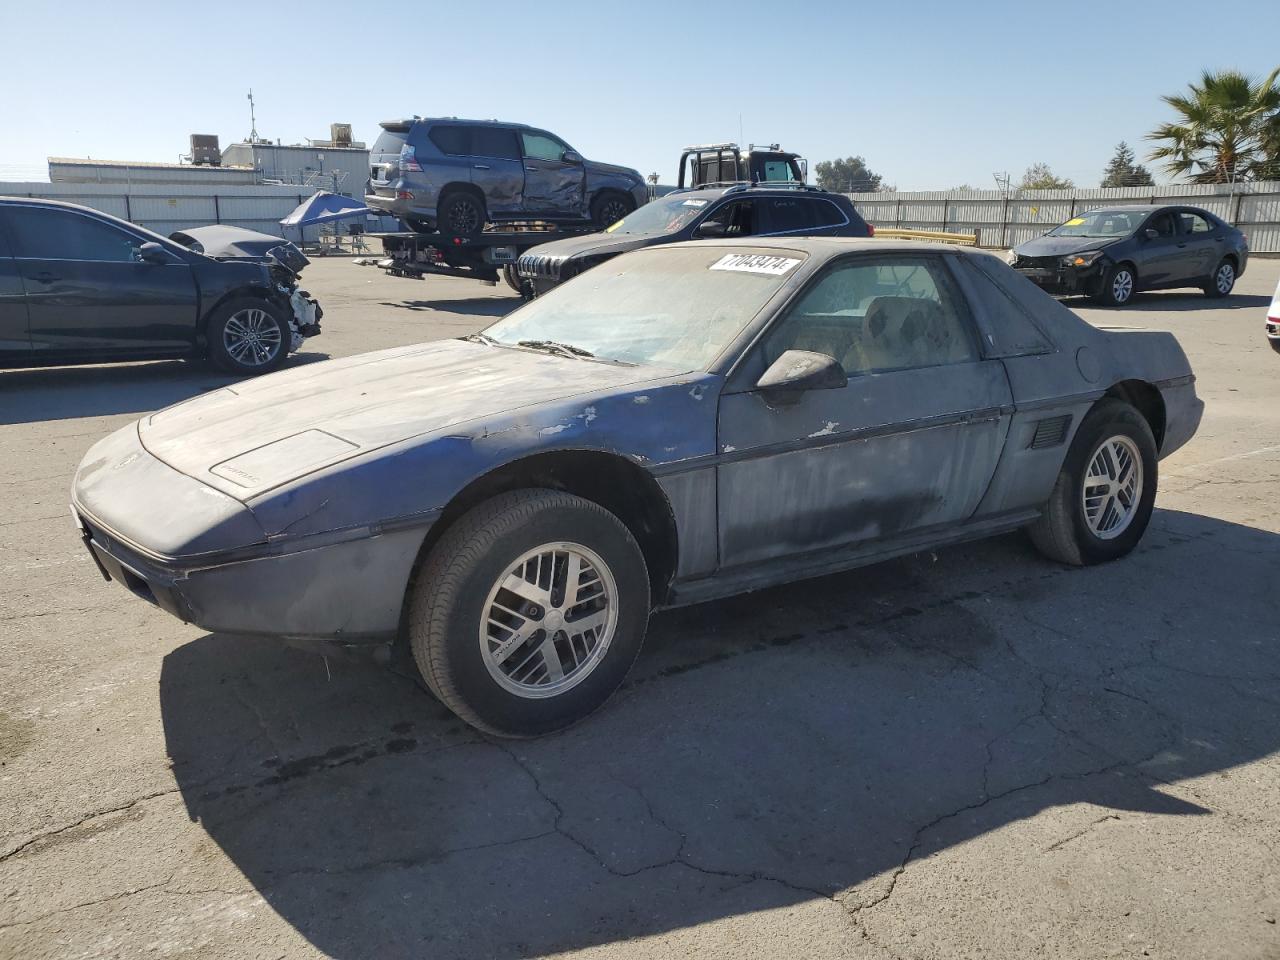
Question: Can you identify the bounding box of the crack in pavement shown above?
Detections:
[1042,814,1121,853]
[0,788,181,864]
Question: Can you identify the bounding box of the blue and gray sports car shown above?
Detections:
[72,238,1203,736]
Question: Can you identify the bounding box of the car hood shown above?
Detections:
[584,159,642,180]
[139,339,654,500]
[1015,234,1124,258]
[522,231,661,262]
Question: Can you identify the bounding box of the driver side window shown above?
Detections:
[522,132,569,162]
[1149,212,1176,238]
[6,207,142,263]
[761,256,978,376]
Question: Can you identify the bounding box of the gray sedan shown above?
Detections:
[72,238,1203,737]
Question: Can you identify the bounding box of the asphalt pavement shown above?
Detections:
[1,253,1277,960]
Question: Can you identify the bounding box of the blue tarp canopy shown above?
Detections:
[279,191,370,228]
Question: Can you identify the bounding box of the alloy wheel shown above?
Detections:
[1216,262,1235,294]
[449,200,481,234]
[222,308,282,367]
[1081,435,1143,540]
[600,198,629,226]
[479,542,618,698]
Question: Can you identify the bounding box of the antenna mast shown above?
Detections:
[247,89,259,143]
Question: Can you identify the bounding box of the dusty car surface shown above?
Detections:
[1009,204,1248,306]
[0,199,321,375]
[72,238,1202,736]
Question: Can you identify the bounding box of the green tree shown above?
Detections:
[1019,163,1075,190]
[1146,67,1280,182]
[814,156,883,193]
[1100,141,1154,187]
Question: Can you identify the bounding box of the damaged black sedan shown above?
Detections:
[73,238,1201,737]
[1009,204,1248,306]
[0,199,320,375]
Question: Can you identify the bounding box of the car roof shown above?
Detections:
[381,117,542,131]
[1084,203,1212,215]
[656,235,990,257]
[660,184,846,201]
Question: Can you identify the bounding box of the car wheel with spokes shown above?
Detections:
[438,190,486,239]
[591,192,634,229]
[1204,258,1236,298]
[407,489,650,737]
[206,298,290,376]
[1028,398,1158,565]
[1095,263,1137,307]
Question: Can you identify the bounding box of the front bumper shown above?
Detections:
[1012,259,1105,295]
[71,426,430,642]
[1267,318,1280,354]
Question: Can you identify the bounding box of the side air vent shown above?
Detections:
[1030,415,1072,449]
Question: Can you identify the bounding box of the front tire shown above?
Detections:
[1028,399,1158,566]
[591,192,634,229]
[1095,263,1137,307]
[1203,258,1236,298]
[407,490,650,737]
[205,298,290,376]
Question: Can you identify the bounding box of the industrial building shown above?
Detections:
[2,125,396,240]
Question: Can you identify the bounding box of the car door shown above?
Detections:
[0,211,32,358]
[1133,210,1187,285]
[716,253,1012,567]
[520,130,586,216]
[465,125,525,216]
[1176,210,1220,280]
[7,204,198,354]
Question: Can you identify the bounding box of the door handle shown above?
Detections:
[525,165,538,172]
[1177,242,1187,248]
[472,164,490,170]
[31,272,60,284]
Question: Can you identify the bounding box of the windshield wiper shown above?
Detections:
[462,332,498,345]
[517,339,596,359]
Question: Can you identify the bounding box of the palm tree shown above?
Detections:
[1147,67,1280,183]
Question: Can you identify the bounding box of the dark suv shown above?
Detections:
[366,118,648,237]
[517,183,871,296]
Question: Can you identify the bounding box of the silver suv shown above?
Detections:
[366,118,648,237]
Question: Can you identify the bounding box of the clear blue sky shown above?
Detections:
[2,0,1279,189]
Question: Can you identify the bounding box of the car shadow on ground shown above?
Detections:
[0,351,330,425]
[159,508,1279,958]
[379,297,519,318]
[1070,292,1272,313]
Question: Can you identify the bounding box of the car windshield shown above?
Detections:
[1049,210,1148,238]
[482,246,806,368]
[604,195,717,235]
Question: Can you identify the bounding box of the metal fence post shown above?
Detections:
[942,197,949,232]
[214,194,221,224]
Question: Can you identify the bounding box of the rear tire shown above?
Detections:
[1094,263,1136,307]
[1203,258,1235,298]
[1027,399,1157,566]
[205,298,291,376]
[407,489,650,738]
[438,190,486,239]
[591,192,634,229]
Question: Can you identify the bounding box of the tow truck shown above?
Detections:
[677,142,808,188]
[368,221,598,292]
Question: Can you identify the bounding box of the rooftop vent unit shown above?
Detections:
[190,134,221,166]
[330,123,353,147]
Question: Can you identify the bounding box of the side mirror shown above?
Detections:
[561,150,583,164]
[138,241,169,264]
[799,158,809,182]
[756,350,847,401]
[1143,228,1159,240]
[694,220,726,239]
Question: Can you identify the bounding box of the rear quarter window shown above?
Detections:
[957,254,1056,357]
[428,125,470,156]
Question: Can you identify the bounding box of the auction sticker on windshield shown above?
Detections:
[710,253,802,276]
